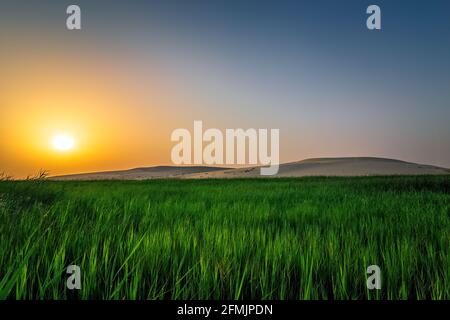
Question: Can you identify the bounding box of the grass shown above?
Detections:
[0,176,449,300]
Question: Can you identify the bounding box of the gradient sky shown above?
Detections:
[1,0,450,178]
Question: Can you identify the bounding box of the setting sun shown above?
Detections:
[52,134,75,152]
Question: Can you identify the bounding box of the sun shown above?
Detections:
[52,134,75,151]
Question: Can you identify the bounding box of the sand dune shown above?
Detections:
[51,166,231,180]
[51,157,449,180]
[184,157,450,178]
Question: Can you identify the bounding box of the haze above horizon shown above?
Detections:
[1,0,450,178]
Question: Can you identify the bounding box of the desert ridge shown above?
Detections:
[50,157,449,180]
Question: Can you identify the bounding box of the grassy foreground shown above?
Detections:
[0,176,449,299]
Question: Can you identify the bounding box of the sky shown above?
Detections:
[1,0,450,178]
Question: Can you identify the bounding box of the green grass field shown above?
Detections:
[1,176,449,299]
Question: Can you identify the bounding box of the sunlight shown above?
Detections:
[52,134,75,151]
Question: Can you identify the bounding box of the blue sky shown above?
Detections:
[1,0,450,175]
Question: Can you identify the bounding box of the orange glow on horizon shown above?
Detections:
[0,48,177,179]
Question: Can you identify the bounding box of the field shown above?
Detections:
[0,176,449,299]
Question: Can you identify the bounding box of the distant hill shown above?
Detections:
[185,157,450,178]
[50,166,231,180]
[51,157,449,180]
